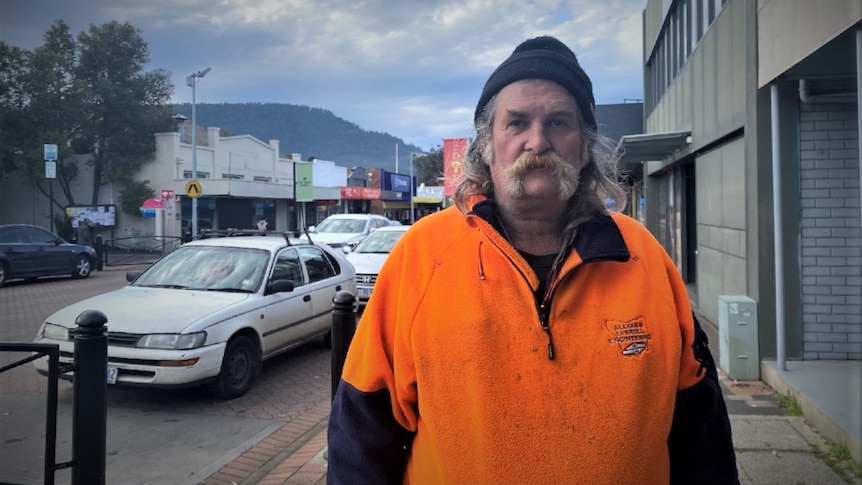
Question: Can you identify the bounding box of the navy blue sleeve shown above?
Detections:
[327,380,415,485]
[668,315,739,485]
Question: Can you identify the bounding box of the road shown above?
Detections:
[0,268,334,485]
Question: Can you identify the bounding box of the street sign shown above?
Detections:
[45,161,57,179]
[185,179,202,198]
[43,144,58,161]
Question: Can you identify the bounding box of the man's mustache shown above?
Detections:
[508,152,566,177]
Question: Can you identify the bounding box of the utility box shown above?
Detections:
[718,295,760,380]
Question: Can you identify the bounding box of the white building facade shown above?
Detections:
[0,124,349,243]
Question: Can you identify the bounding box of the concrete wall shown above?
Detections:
[757,0,862,87]
[0,154,116,239]
[645,0,748,148]
[695,137,749,324]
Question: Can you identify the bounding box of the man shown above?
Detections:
[75,218,93,247]
[328,36,738,484]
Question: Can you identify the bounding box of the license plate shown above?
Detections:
[358,288,372,299]
[107,367,118,384]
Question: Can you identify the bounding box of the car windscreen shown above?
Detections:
[351,231,405,254]
[133,246,270,292]
[314,218,366,234]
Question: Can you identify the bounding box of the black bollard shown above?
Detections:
[72,310,108,485]
[331,291,357,399]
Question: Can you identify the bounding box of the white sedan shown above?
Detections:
[301,213,392,249]
[33,234,356,399]
[343,225,408,306]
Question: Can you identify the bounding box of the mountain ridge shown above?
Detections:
[172,102,424,174]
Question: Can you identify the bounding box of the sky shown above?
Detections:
[0,0,645,152]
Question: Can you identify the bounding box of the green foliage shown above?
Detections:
[0,19,173,206]
[776,393,803,416]
[811,441,862,481]
[412,147,443,186]
[118,180,155,217]
[0,42,33,179]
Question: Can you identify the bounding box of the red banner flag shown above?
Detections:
[443,138,468,197]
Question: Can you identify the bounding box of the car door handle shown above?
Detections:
[335,285,342,291]
[303,295,311,302]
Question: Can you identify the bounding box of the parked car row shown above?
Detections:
[29,213,408,399]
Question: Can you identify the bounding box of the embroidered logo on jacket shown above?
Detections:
[607,318,651,356]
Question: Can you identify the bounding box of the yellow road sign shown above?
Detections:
[185,179,202,198]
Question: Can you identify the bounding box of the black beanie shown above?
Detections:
[474,36,596,131]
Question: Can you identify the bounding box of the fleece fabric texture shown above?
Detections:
[328,201,737,484]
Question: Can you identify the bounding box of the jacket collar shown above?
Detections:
[470,198,630,264]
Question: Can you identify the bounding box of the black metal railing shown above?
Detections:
[0,342,61,484]
[96,236,182,267]
[0,310,108,485]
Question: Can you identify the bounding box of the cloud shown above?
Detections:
[0,0,645,151]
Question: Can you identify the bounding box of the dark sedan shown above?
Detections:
[0,224,97,287]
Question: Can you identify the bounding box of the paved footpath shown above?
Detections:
[199,320,859,485]
[4,270,854,484]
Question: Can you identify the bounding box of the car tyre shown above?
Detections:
[0,262,6,287]
[210,335,258,399]
[323,331,332,348]
[71,255,92,279]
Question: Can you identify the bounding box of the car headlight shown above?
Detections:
[137,332,207,350]
[37,323,70,341]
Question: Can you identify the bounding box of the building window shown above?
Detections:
[183,171,209,179]
[222,173,244,180]
[253,176,272,182]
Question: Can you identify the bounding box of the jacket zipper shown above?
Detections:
[539,303,555,360]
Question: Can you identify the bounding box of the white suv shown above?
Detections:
[302,213,392,249]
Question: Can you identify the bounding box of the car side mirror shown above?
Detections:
[265,279,295,295]
[126,271,142,282]
[342,245,352,254]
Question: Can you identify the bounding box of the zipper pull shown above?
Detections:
[540,309,555,360]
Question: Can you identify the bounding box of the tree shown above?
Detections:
[16,20,83,210]
[0,20,175,211]
[75,21,174,204]
[0,42,32,179]
[412,147,443,186]
[118,180,155,216]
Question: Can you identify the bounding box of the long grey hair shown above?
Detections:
[453,95,628,234]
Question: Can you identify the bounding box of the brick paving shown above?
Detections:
[1,265,335,485]
[2,269,789,485]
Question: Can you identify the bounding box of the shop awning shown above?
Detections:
[617,131,691,167]
[383,197,442,209]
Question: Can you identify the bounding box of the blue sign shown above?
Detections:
[44,144,58,161]
[390,173,410,191]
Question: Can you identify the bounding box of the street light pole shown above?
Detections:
[186,67,211,239]
[409,153,416,224]
[409,152,427,224]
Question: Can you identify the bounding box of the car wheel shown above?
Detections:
[0,263,6,287]
[71,255,92,279]
[210,335,258,399]
[323,331,332,348]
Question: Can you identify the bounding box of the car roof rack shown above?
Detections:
[196,228,297,245]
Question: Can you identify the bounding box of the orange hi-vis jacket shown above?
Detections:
[328,199,738,484]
